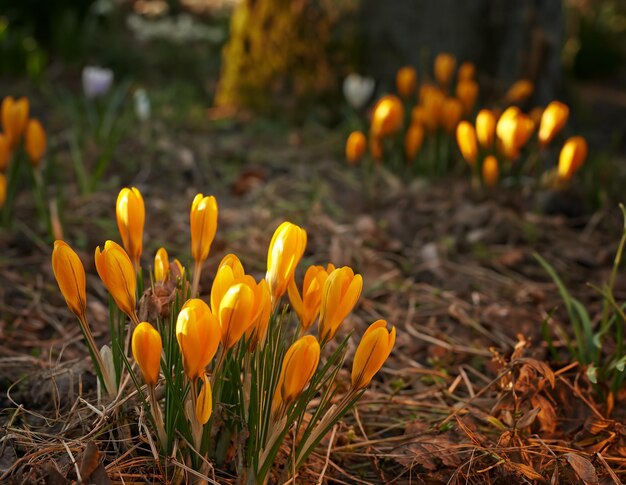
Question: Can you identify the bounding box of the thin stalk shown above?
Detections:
[149,384,167,446]
[191,260,202,298]
[78,313,116,396]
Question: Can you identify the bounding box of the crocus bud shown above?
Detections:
[457,61,475,82]
[421,87,445,132]
[116,187,145,269]
[455,79,478,114]
[434,53,456,88]
[558,136,587,181]
[218,282,255,350]
[441,97,464,133]
[404,123,425,162]
[195,373,213,425]
[176,298,221,381]
[475,109,496,148]
[370,95,404,139]
[496,107,534,159]
[539,101,569,146]
[0,134,10,171]
[131,322,162,386]
[396,66,417,98]
[272,335,320,415]
[245,279,272,350]
[190,193,218,265]
[318,266,363,343]
[154,247,170,283]
[505,79,534,104]
[52,240,87,319]
[345,131,367,166]
[456,121,478,166]
[211,254,245,314]
[482,155,499,187]
[1,96,29,148]
[266,221,307,307]
[95,240,138,321]
[411,105,427,126]
[288,265,331,331]
[351,320,396,390]
[0,173,6,208]
[25,119,46,167]
[342,74,375,110]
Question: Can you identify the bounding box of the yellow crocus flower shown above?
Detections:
[441,97,464,133]
[116,187,145,270]
[370,95,404,139]
[396,66,417,98]
[351,320,396,390]
[266,221,307,307]
[195,373,213,425]
[1,96,29,148]
[404,123,425,162]
[539,101,569,147]
[272,335,320,416]
[218,282,255,350]
[482,155,499,187]
[190,193,218,265]
[558,136,587,181]
[131,322,162,386]
[154,247,169,283]
[318,266,362,343]
[288,265,331,332]
[434,53,456,88]
[456,121,478,166]
[475,109,496,149]
[176,298,221,381]
[345,131,367,166]
[25,119,46,167]
[95,240,138,323]
[52,240,87,319]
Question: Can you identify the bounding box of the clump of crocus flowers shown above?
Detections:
[345,52,479,177]
[455,99,587,188]
[0,95,50,230]
[51,187,396,482]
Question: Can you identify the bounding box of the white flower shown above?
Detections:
[343,73,375,110]
[82,66,114,99]
[134,88,151,121]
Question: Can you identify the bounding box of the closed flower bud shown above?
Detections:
[195,373,212,425]
[52,240,87,319]
[351,320,396,390]
[475,109,496,148]
[396,66,417,98]
[288,265,331,331]
[154,247,170,283]
[345,131,367,166]
[505,79,534,104]
[411,105,428,126]
[176,298,221,381]
[457,61,475,82]
[218,282,255,350]
[95,240,138,321]
[272,335,320,415]
[318,267,362,343]
[370,95,404,139]
[456,121,478,166]
[190,193,218,264]
[434,53,456,88]
[266,222,307,307]
[496,107,534,159]
[482,155,499,187]
[246,279,272,350]
[539,101,569,146]
[116,187,145,269]
[455,79,478,114]
[404,123,425,162]
[0,173,6,209]
[131,322,162,386]
[421,87,445,131]
[211,254,245,314]
[441,97,464,133]
[1,96,29,148]
[25,119,46,167]
[558,136,587,181]
[0,134,10,171]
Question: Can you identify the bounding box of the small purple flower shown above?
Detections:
[82,66,114,99]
